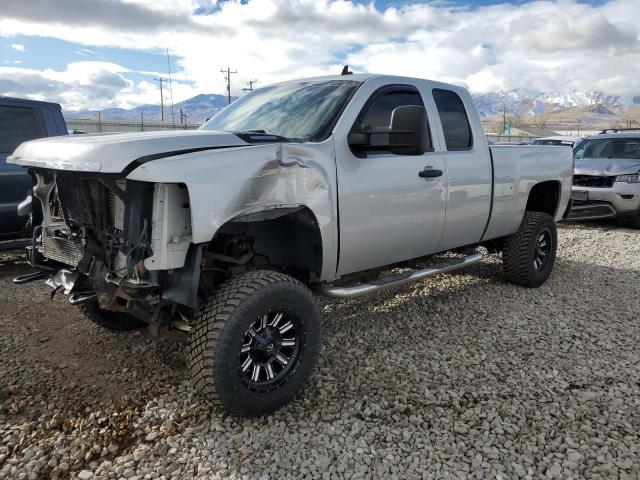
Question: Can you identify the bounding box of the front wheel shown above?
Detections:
[188,270,322,416]
[502,211,557,288]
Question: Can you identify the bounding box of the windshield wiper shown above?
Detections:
[234,129,303,143]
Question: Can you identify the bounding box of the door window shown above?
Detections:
[356,88,432,154]
[0,106,40,154]
[433,89,473,151]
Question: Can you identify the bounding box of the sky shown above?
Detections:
[0,0,637,111]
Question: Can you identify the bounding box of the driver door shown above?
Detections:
[335,85,447,276]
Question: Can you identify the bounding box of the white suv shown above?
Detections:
[570,132,640,227]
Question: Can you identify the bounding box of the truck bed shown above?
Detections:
[485,145,574,241]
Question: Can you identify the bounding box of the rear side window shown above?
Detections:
[0,105,40,154]
[433,89,473,151]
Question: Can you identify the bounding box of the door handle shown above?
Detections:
[418,167,443,178]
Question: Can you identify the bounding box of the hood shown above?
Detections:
[575,157,640,176]
[7,130,249,173]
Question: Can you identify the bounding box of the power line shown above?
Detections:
[243,79,258,92]
[154,76,167,122]
[220,67,237,105]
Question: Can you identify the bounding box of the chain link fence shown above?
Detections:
[65,119,200,134]
[486,134,539,144]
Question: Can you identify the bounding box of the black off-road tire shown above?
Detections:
[188,270,322,416]
[77,302,147,331]
[502,211,557,288]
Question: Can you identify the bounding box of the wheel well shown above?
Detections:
[526,181,560,216]
[211,207,323,283]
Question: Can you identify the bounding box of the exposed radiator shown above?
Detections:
[42,232,85,267]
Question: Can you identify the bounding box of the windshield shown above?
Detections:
[574,138,640,159]
[201,80,360,142]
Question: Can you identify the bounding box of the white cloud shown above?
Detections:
[0,0,638,110]
[0,61,198,111]
[11,43,25,52]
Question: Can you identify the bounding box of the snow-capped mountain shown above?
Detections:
[65,93,233,124]
[473,89,628,117]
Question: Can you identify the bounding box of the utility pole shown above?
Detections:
[166,49,176,129]
[220,67,237,105]
[154,76,167,122]
[243,80,258,92]
[502,106,506,135]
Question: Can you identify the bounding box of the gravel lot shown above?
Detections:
[0,223,639,480]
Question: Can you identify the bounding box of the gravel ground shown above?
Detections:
[0,222,639,480]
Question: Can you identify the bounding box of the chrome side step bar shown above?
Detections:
[12,271,46,284]
[68,292,97,305]
[318,251,483,298]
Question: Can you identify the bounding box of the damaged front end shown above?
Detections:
[15,170,196,329]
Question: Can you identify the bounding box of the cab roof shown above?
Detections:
[271,73,466,92]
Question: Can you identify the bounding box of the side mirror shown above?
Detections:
[347,129,369,147]
[348,105,430,156]
[389,105,430,155]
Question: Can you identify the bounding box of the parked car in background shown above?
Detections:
[0,97,67,249]
[568,131,640,227]
[9,74,573,415]
[531,136,583,147]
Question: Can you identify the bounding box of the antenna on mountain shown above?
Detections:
[166,49,176,130]
[243,80,258,92]
[341,65,353,76]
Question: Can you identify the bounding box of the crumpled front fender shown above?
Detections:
[126,140,339,281]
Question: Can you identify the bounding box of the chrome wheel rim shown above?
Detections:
[238,310,301,392]
[533,228,552,271]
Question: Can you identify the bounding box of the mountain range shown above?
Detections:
[64,93,234,125]
[475,89,640,131]
[473,88,640,116]
[64,89,640,130]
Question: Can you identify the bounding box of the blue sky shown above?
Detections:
[0,0,637,111]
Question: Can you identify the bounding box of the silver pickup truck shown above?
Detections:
[9,74,573,415]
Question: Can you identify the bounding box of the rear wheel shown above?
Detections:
[502,212,557,288]
[77,302,147,331]
[188,270,322,416]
